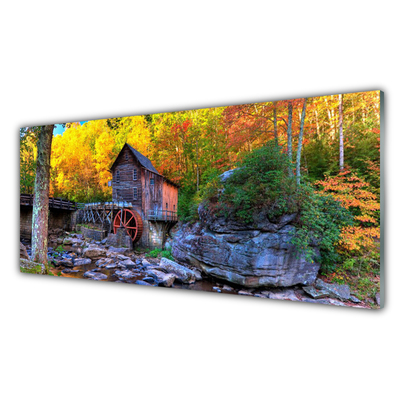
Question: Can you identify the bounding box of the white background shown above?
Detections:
[1,1,398,399]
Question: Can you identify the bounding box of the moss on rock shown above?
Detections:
[20,258,46,274]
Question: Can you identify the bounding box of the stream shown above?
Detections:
[20,238,240,295]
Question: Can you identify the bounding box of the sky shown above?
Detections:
[54,121,88,135]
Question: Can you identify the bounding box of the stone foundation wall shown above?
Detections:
[106,228,133,249]
[81,226,107,242]
[135,220,169,250]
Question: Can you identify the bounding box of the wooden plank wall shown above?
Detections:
[112,147,142,207]
[112,146,178,217]
[162,181,178,214]
[142,169,163,213]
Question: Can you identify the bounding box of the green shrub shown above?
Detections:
[160,249,173,260]
[291,186,353,272]
[146,248,162,258]
[221,141,297,223]
[146,248,174,260]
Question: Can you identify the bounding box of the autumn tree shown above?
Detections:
[315,170,380,253]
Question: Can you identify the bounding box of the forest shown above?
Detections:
[20,90,381,302]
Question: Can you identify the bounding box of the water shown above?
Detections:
[22,239,239,295]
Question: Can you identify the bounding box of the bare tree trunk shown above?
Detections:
[315,108,320,139]
[296,98,307,185]
[31,125,54,272]
[273,101,278,145]
[196,138,199,191]
[287,101,293,177]
[325,97,335,140]
[339,94,344,170]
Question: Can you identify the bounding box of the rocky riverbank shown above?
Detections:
[20,230,377,308]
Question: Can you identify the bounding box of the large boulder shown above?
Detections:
[157,257,197,284]
[147,268,176,287]
[83,244,107,258]
[171,208,320,288]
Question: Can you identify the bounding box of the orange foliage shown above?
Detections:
[316,170,380,252]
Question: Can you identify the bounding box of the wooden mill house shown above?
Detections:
[79,143,178,249]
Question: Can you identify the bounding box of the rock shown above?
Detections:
[172,218,320,288]
[267,288,299,302]
[326,299,346,307]
[105,263,117,269]
[375,292,381,307]
[20,242,29,260]
[349,295,361,304]
[73,258,92,266]
[83,244,107,258]
[56,238,63,244]
[142,259,151,267]
[213,286,222,293]
[147,269,175,287]
[222,284,234,292]
[315,279,351,301]
[83,271,108,280]
[238,290,253,296]
[303,285,330,299]
[117,254,129,260]
[107,246,129,255]
[219,168,238,183]
[142,277,156,284]
[62,268,80,274]
[192,268,202,281]
[114,270,135,279]
[119,258,136,269]
[63,238,72,245]
[20,258,46,274]
[100,238,107,245]
[135,280,152,286]
[95,258,113,267]
[60,258,73,267]
[254,293,268,298]
[158,257,197,284]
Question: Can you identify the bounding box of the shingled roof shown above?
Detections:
[126,144,159,174]
[109,143,159,174]
[110,143,178,187]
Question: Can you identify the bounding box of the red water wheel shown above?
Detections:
[113,209,143,242]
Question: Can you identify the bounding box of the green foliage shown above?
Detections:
[291,187,353,272]
[160,249,174,260]
[145,248,174,260]
[55,245,65,252]
[178,168,222,222]
[220,142,297,223]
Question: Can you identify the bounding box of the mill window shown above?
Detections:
[166,202,168,210]
[125,152,128,161]
[133,168,137,180]
[150,178,154,185]
[133,187,138,200]
[116,170,120,183]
